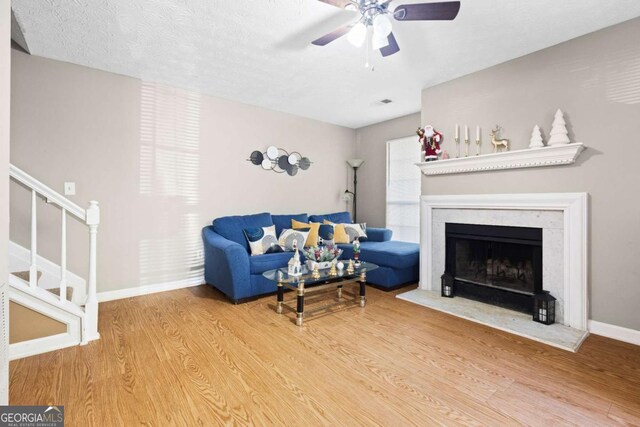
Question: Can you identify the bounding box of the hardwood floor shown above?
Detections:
[9,284,640,426]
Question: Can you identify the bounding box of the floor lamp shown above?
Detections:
[344,159,364,223]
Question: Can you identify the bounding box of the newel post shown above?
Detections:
[83,200,100,344]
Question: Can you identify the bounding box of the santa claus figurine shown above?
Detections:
[417,125,443,162]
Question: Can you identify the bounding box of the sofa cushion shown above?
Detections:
[309,211,352,224]
[278,228,309,251]
[212,212,273,251]
[323,220,350,244]
[318,224,335,246]
[338,241,419,269]
[344,223,367,242]
[249,252,296,275]
[292,219,321,247]
[272,213,309,237]
[244,225,283,256]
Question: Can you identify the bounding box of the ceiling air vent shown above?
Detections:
[380,99,393,104]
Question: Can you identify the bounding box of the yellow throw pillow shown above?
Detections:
[323,220,350,244]
[292,219,320,247]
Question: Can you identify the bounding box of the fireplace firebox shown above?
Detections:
[445,223,542,314]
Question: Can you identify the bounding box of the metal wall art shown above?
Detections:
[248,146,311,176]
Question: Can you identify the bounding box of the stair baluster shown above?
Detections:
[29,190,37,289]
[59,209,67,302]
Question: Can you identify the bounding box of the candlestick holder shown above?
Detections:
[455,137,460,158]
[476,139,481,156]
[464,139,470,157]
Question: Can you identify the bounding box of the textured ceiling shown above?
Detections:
[11,0,640,128]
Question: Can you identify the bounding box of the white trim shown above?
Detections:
[8,286,83,360]
[416,143,585,176]
[9,275,85,318]
[421,192,588,330]
[9,332,79,361]
[10,164,86,220]
[588,320,640,346]
[97,276,204,302]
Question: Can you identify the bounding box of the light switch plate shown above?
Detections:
[64,182,76,196]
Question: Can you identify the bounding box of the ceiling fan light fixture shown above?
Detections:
[373,13,393,37]
[347,22,367,47]
[372,32,389,50]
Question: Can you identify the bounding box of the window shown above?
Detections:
[386,136,421,243]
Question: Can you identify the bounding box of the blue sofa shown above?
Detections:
[202,211,419,302]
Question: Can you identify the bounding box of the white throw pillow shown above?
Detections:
[278,228,310,251]
[343,223,367,242]
[243,225,282,256]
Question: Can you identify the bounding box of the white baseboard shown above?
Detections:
[97,276,204,302]
[9,332,80,361]
[588,320,640,346]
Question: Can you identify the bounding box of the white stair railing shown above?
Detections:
[9,164,100,344]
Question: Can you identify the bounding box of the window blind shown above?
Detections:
[386,136,421,243]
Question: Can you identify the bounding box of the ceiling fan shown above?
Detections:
[312,0,461,57]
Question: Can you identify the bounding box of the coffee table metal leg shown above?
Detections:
[359,270,367,307]
[296,280,305,326]
[276,282,284,314]
[337,285,343,299]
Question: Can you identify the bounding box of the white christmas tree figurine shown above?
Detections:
[529,125,545,149]
[548,109,571,146]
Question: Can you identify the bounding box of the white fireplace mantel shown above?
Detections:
[416,143,585,176]
[420,193,589,331]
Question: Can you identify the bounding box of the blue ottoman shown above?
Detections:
[338,240,420,289]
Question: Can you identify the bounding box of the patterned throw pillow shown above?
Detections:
[318,224,335,246]
[291,219,321,247]
[243,225,283,256]
[322,220,350,244]
[278,228,309,251]
[343,223,367,243]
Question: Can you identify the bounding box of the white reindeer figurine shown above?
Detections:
[490,126,509,152]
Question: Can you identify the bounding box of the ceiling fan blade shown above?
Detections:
[380,32,400,57]
[394,1,461,21]
[317,0,356,9]
[311,25,352,46]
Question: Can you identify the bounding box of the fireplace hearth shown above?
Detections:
[446,223,543,314]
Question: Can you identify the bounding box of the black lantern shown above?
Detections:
[533,291,556,325]
[441,272,455,298]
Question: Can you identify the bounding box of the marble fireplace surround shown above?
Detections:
[419,193,588,331]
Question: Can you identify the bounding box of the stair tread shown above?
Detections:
[11,271,74,301]
[11,270,43,283]
[48,287,74,301]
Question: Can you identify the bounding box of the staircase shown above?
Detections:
[8,164,100,359]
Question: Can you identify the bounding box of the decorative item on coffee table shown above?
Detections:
[346,260,355,275]
[353,238,361,267]
[311,264,321,280]
[303,245,342,271]
[287,241,303,277]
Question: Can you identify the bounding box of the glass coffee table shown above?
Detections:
[262,261,378,326]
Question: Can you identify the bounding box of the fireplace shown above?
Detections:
[445,223,543,314]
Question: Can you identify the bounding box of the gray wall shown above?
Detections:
[0,0,11,406]
[355,113,421,227]
[421,18,640,330]
[10,49,356,294]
